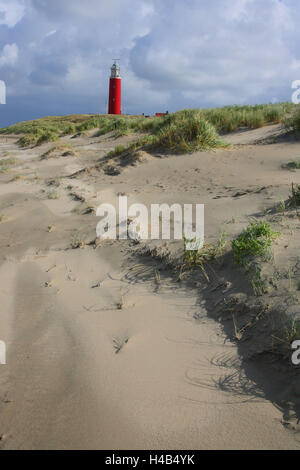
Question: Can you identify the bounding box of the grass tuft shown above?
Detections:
[155,113,226,152]
[282,160,300,170]
[289,183,300,207]
[40,144,76,160]
[202,103,294,133]
[108,111,228,156]
[0,157,18,172]
[285,317,300,343]
[283,107,300,133]
[232,221,280,266]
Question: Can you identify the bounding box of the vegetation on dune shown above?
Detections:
[283,107,300,133]
[16,117,104,147]
[285,317,300,343]
[95,117,143,137]
[103,104,296,155]
[16,129,59,147]
[107,136,155,157]
[0,157,18,172]
[183,231,227,269]
[0,114,128,147]
[40,143,76,160]
[202,103,295,133]
[36,129,59,145]
[97,104,295,139]
[232,221,280,266]
[178,221,280,297]
[17,133,40,147]
[0,114,104,136]
[289,183,300,207]
[0,102,297,150]
[283,160,300,170]
[154,112,226,152]
[182,221,281,272]
[108,110,228,155]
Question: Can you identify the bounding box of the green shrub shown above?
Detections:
[232,221,280,265]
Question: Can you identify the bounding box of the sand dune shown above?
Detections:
[0,125,299,449]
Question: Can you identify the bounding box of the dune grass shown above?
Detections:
[108,110,228,155]
[0,157,18,173]
[0,114,105,136]
[283,107,300,133]
[154,112,226,152]
[101,103,295,138]
[289,183,300,206]
[102,104,296,157]
[202,103,295,133]
[0,114,119,147]
[40,143,76,160]
[17,131,59,147]
[0,102,296,149]
[232,221,280,266]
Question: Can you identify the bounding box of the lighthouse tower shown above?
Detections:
[108,60,121,115]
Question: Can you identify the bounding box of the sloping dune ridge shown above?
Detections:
[0,117,299,450]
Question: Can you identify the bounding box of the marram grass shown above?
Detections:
[0,102,297,149]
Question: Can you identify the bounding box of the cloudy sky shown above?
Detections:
[0,0,299,126]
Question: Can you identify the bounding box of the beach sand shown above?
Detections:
[0,125,299,449]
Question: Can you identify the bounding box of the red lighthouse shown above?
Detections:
[108,60,121,115]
